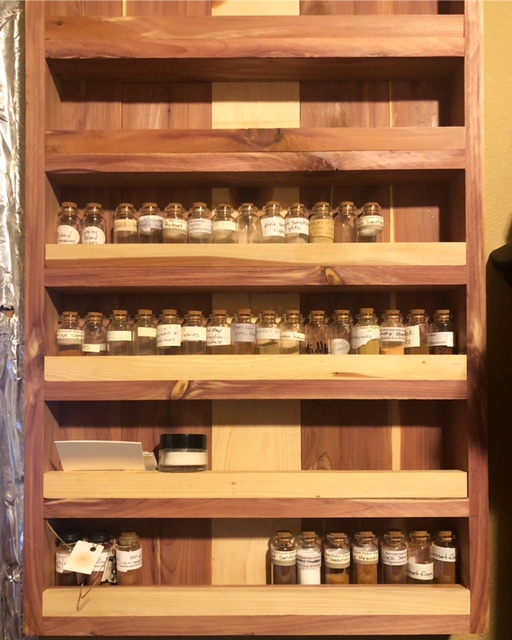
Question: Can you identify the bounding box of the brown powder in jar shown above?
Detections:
[354,562,378,584]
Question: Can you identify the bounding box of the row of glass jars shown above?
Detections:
[56,308,455,356]
[270,529,457,586]
[56,200,384,245]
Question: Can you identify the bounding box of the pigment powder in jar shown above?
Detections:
[159,433,208,472]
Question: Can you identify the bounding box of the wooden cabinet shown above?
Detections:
[25,0,488,636]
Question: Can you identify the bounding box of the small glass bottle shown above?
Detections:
[231,308,256,355]
[133,309,157,355]
[305,309,329,354]
[81,202,106,245]
[351,308,380,354]
[334,201,356,243]
[309,201,334,244]
[82,312,107,356]
[187,202,212,244]
[237,202,262,244]
[55,531,84,586]
[270,530,297,585]
[156,309,182,355]
[158,433,208,472]
[407,530,434,584]
[285,202,309,244]
[260,201,285,244]
[113,202,138,244]
[329,309,352,355]
[57,201,81,245]
[212,203,237,244]
[431,530,457,584]
[107,309,133,356]
[163,202,187,244]
[279,310,305,355]
[379,309,406,355]
[324,532,351,584]
[355,202,384,243]
[429,309,455,354]
[206,309,232,355]
[138,202,163,243]
[56,311,83,356]
[116,532,143,585]
[381,530,408,584]
[352,531,378,584]
[296,531,322,585]
[86,530,114,586]
[256,309,280,354]
[181,310,207,355]
[404,308,430,355]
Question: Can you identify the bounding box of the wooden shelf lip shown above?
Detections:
[44,470,468,500]
[43,497,470,519]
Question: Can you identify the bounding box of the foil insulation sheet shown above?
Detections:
[0,3,25,640]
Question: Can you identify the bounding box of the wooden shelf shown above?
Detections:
[42,585,471,636]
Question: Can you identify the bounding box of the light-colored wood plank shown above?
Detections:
[212,0,298,16]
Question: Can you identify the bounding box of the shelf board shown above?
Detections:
[42,585,470,636]
[45,243,467,289]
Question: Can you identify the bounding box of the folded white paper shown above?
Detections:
[55,440,146,471]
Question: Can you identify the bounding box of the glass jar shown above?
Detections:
[284,202,309,244]
[116,532,143,585]
[55,530,84,586]
[404,308,430,355]
[231,308,256,355]
[187,202,212,244]
[158,433,208,472]
[309,201,334,244]
[305,309,329,354]
[334,201,356,243]
[138,202,163,243]
[206,309,232,355]
[57,201,81,245]
[407,530,434,584]
[113,202,138,244]
[324,532,351,584]
[279,310,305,354]
[212,203,237,244]
[381,530,408,584]
[133,309,157,355]
[270,530,297,585]
[380,309,406,355]
[156,309,182,355]
[329,309,352,355]
[296,531,321,585]
[351,308,380,354]
[107,310,133,356]
[355,201,384,242]
[81,202,106,245]
[352,531,378,584]
[256,309,280,354]
[429,309,455,354]
[56,311,82,356]
[163,202,187,244]
[181,310,207,355]
[260,201,285,244]
[82,312,107,356]
[431,530,457,584]
[237,202,261,244]
[86,530,114,586]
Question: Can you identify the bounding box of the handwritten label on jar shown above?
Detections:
[380,327,406,342]
[355,214,385,236]
[55,551,71,573]
[310,219,334,241]
[381,548,408,566]
[350,326,380,350]
[57,225,80,245]
[188,219,212,235]
[324,548,350,569]
[271,549,296,567]
[56,329,83,345]
[407,561,434,580]
[138,215,162,233]
[207,326,231,346]
[352,546,379,564]
[163,218,187,231]
[182,326,207,342]
[330,338,350,354]
[82,343,106,353]
[285,218,309,236]
[261,217,285,238]
[116,548,143,573]
[157,325,181,347]
[114,219,137,232]
[212,220,237,232]
[107,330,132,342]
[137,327,157,338]
[82,226,106,245]
[256,327,280,340]
[431,544,457,562]
[405,325,420,348]
[281,331,305,342]
[429,332,454,347]
[232,323,256,342]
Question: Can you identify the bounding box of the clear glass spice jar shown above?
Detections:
[285,202,309,244]
[107,309,133,356]
[206,309,232,355]
[55,530,84,586]
[81,202,106,245]
[133,309,157,355]
[116,531,143,585]
[159,433,208,472]
[113,202,138,244]
[56,311,83,356]
[381,530,408,584]
[82,312,107,356]
[309,201,334,243]
[256,309,280,354]
[231,308,256,355]
[237,202,262,244]
[187,202,212,244]
[352,531,379,584]
[351,308,380,354]
[355,201,384,242]
[329,309,352,355]
[334,201,356,243]
[431,530,457,584]
[260,201,285,244]
[296,531,322,585]
[279,310,305,354]
[138,202,163,243]
[57,201,81,245]
[305,309,329,354]
[429,309,455,354]
[181,310,207,355]
[404,308,430,355]
[379,309,406,355]
[407,530,434,584]
[212,203,237,244]
[270,530,297,585]
[324,532,351,584]
[163,202,187,244]
[156,309,182,355]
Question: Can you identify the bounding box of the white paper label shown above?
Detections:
[114,219,137,232]
[256,327,280,340]
[280,331,305,342]
[107,330,132,342]
[429,331,454,347]
[138,215,162,233]
[188,219,212,235]
[271,549,296,567]
[56,328,82,345]
[160,450,208,467]
[407,561,434,580]
[355,214,385,236]
[297,549,321,584]
[285,218,309,236]
[82,226,106,245]
[380,327,406,342]
[431,544,457,562]
[82,343,106,353]
[352,546,379,564]
[261,217,285,238]
[157,324,181,347]
[232,323,256,342]
[381,548,408,566]
[182,326,207,342]
[324,548,350,569]
[55,550,72,573]
[137,327,157,338]
[350,326,380,350]
[405,325,420,348]
[57,225,80,245]
[64,540,104,575]
[207,325,231,346]
[163,218,187,231]
[212,220,236,232]
[116,547,143,573]
[330,338,350,355]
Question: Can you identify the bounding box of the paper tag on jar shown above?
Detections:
[63,540,104,575]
